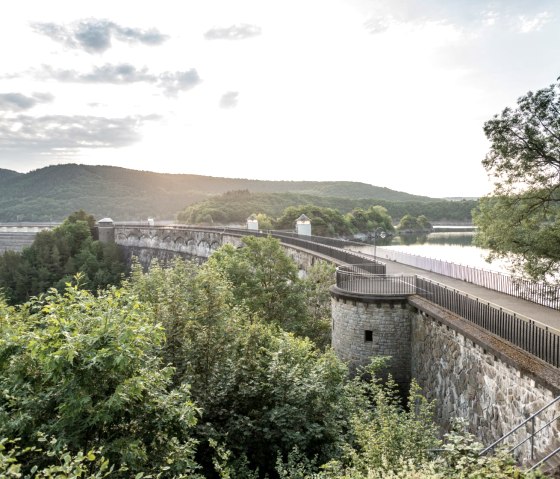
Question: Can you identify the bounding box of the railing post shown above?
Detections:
[531,415,535,461]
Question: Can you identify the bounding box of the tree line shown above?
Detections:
[180,199,436,238]
[0,164,439,222]
[176,190,475,230]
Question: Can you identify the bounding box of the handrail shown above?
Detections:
[528,444,560,472]
[112,222,559,309]
[335,268,416,296]
[415,276,560,367]
[357,243,560,311]
[481,395,560,468]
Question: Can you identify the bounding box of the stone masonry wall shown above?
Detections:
[410,300,560,464]
[331,295,412,387]
[332,292,560,465]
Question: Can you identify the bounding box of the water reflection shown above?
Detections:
[360,231,474,247]
[393,232,474,246]
[354,229,508,272]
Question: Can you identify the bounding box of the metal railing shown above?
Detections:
[115,224,560,311]
[331,266,560,368]
[415,277,560,368]
[373,246,560,311]
[481,396,560,471]
[231,229,560,311]
[335,267,415,295]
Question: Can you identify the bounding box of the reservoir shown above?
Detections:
[347,228,510,274]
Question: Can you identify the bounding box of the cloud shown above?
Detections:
[204,23,262,40]
[0,92,54,112]
[364,16,393,34]
[39,64,201,95]
[363,0,559,33]
[158,70,202,96]
[31,19,168,53]
[111,24,167,46]
[517,11,551,33]
[219,91,239,109]
[0,114,158,157]
[43,63,153,84]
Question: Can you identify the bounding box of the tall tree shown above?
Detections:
[474,79,560,283]
[206,236,308,331]
[0,211,125,304]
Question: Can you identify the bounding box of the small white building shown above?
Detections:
[97,218,115,243]
[247,214,259,231]
[295,214,311,236]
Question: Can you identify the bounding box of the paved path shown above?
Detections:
[349,247,560,331]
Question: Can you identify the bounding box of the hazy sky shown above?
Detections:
[0,0,558,198]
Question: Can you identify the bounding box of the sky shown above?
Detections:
[0,0,558,198]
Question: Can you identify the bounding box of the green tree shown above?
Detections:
[206,236,309,333]
[0,251,23,303]
[280,362,539,479]
[0,282,200,477]
[206,236,334,346]
[255,212,275,230]
[300,261,336,349]
[196,323,350,477]
[346,206,394,234]
[127,258,238,387]
[126,257,350,477]
[276,206,353,237]
[474,79,560,283]
[397,214,433,233]
[0,211,125,304]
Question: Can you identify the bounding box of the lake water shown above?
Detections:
[350,229,510,273]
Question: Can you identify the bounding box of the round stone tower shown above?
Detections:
[330,268,415,389]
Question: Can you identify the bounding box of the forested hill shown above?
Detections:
[0,168,22,181]
[178,190,477,225]
[0,163,441,221]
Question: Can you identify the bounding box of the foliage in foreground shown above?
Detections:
[0,282,200,477]
[0,237,544,477]
[205,235,333,346]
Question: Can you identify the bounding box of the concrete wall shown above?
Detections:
[112,226,243,269]
[0,232,37,252]
[112,224,341,273]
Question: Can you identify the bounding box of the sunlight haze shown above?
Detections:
[1,0,558,197]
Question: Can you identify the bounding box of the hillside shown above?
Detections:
[0,163,442,221]
[0,168,22,182]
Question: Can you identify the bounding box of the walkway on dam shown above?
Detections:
[365,253,560,331]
